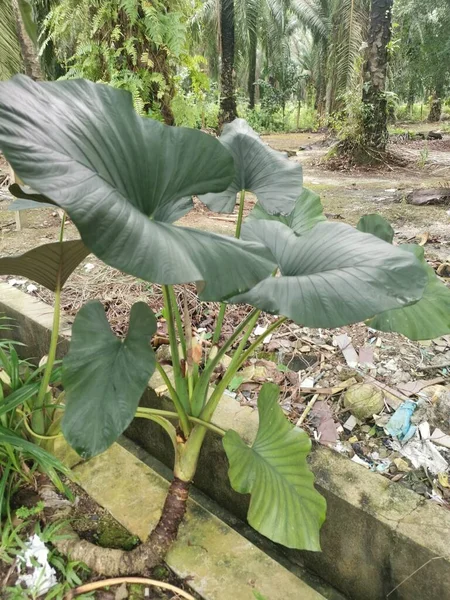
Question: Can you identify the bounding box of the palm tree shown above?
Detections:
[219,0,238,124]
[0,0,41,80]
[361,0,393,151]
[0,0,23,80]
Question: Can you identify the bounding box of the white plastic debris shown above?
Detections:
[84,263,95,272]
[16,534,57,595]
[384,359,398,372]
[343,415,358,432]
[27,284,38,293]
[300,376,315,388]
[392,437,448,475]
[253,325,272,344]
[351,455,370,469]
[8,278,27,287]
[334,441,351,455]
[333,333,358,367]
[418,421,431,440]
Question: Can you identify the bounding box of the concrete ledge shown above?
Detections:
[1,282,450,600]
[72,443,325,600]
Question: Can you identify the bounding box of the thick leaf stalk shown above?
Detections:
[33,214,66,435]
[52,477,191,577]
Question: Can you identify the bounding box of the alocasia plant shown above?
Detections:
[0,75,445,576]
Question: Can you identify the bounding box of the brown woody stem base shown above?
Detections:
[53,477,190,576]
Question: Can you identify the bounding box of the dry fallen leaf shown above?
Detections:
[417,231,429,246]
[311,400,338,445]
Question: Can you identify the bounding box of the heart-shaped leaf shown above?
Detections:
[0,76,274,301]
[223,383,326,550]
[0,240,90,291]
[231,221,427,328]
[369,245,450,340]
[62,301,157,458]
[198,119,301,215]
[247,187,326,235]
[356,214,394,244]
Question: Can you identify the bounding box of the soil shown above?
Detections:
[1,126,449,511]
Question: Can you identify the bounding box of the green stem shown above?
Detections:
[155,363,190,438]
[133,411,178,452]
[136,407,226,437]
[33,215,66,435]
[201,316,286,423]
[191,308,260,416]
[212,189,246,346]
[235,189,246,239]
[162,285,190,427]
[237,316,287,369]
[200,309,261,423]
[212,304,226,345]
[168,286,186,361]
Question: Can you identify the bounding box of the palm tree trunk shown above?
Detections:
[219,0,238,126]
[361,0,393,152]
[11,0,42,80]
[248,28,257,109]
[428,83,443,123]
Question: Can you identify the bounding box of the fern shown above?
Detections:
[40,0,194,120]
[119,0,139,24]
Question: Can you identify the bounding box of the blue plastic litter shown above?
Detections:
[385,400,417,442]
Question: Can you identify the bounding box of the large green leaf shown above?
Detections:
[369,245,450,340]
[356,214,394,244]
[247,187,326,235]
[230,221,427,328]
[0,240,90,291]
[9,183,57,210]
[0,76,275,301]
[62,301,157,458]
[223,383,326,550]
[198,119,302,215]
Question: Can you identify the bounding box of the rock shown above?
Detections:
[406,188,450,206]
[393,457,411,472]
[282,352,318,372]
[427,131,443,140]
[156,344,171,362]
[344,384,385,420]
[390,371,412,385]
[437,263,450,277]
[280,149,297,157]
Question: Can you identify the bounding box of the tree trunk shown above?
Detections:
[361,0,393,153]
[219,0,238,126]
[428,92,442,123]
[11,0,42,80]
[248,28,257,109]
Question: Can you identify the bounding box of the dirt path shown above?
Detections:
[1,130,449,257]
